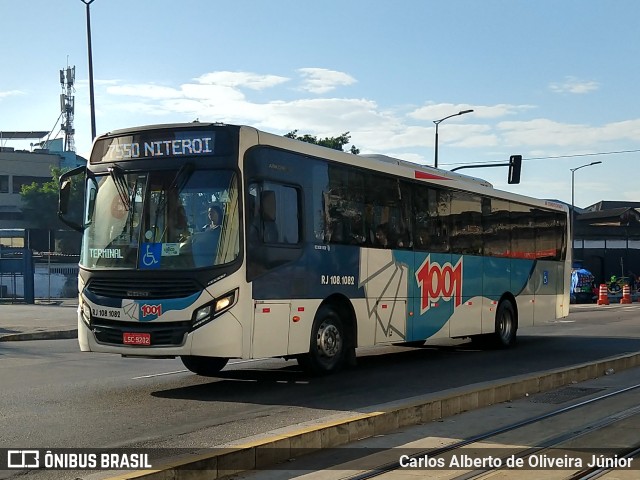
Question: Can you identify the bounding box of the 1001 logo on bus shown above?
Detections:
[415,256,463,314]
[141,304,162,318]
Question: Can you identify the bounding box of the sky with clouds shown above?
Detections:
[1,0,639,208]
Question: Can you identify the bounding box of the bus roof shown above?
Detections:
[94,122,567,214]
[252,127,567,214]
[361,154,494,188]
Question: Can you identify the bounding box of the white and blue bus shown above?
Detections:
[59,122,570,376]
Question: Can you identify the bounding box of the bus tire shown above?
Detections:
[180,355,229,376]
[493,299,517,348]
[298,305,346,375]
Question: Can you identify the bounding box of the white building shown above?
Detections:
[0,131,85,229]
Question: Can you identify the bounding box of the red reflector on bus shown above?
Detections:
[381,304,387,309]
[262,308,270,313]
[298,307,304,312]
[292,316,301,322]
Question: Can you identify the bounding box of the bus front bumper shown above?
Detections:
[77,310,244,359]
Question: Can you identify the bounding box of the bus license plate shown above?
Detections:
[123,332,151,346]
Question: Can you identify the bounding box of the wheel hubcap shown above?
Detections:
[499,312,513,341]
[317,321,342,358]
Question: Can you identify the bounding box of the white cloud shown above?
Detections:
[498,119,591,147]
[195,71,289,90]
[497,118,640,147]
[549,76,599,94]
[107,84,182,99]
[181,83,246,102]
[409,103,534,121]
[0,90,24,100]
[298,68,356,94]
[599,119,640,142]
[95,69,640,167]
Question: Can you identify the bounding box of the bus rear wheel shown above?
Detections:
[493,299,517,348]
[298,306,346,375]
[180,355,229,376]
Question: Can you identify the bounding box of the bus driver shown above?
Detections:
[203,205,222,232]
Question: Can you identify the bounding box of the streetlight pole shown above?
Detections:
[81,0,97,140]
[570,160,602,259]
[433,109,473,169]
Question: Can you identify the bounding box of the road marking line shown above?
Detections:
[131,358,266,379]
[132,370,187,379]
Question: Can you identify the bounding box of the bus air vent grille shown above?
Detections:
[86,278,201,299]
[91,319,191,347]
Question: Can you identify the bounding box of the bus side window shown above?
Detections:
[261,190,279,243]
[247,190,260,246]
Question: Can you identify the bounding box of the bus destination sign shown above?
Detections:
[91,130,221,163]
[101,137,213,161]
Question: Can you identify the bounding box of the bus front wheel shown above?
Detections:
[298,306,346,375]
[180,355,229,376]
[493,299,517,348]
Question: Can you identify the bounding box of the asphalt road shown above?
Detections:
[1,304,639,457]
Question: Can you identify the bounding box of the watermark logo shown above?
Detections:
[4,450,152,470]
[7,450,40,468]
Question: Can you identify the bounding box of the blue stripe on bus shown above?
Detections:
[83,289,201,322]
[252,245,535,342]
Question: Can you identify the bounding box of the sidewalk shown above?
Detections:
[0,298,78,342]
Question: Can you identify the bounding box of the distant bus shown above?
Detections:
[58,122,570,376]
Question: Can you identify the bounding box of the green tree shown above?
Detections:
[285,130,360,154]
[20,167,84,253]
[20,168,63,229]
[20,167,83,229]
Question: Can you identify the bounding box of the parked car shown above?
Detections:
[571,268,595,303]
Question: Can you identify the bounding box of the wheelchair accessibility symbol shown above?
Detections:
[140,243,162,269]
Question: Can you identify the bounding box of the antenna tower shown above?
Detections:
[60,65,76,152]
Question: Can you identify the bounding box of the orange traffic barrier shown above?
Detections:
[597,284,610,305]
[621,284,632,304]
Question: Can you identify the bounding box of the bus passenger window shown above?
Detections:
[261,190,279,243]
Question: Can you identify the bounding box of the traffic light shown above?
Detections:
[508,155,522,184]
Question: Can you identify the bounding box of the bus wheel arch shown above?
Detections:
[494,294,518,348]
[297,294,357,375]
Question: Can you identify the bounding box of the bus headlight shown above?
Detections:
[81,302,91,326]
[192,289,238,330]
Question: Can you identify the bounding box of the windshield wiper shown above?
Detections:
[108,165,131,211]
[146,164,195,242]
[128,176,142,242]
[170,163,195,194]
[153,163,194,221]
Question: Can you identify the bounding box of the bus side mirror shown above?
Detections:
[58,165,87,232]
[59,179,72,215]
[508,155,522,184]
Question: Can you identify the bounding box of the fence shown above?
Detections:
[0,246,34,303]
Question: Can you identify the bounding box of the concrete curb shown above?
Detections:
[101,351,640,480]
[0,329,78,342]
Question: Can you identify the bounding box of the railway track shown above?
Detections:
[234,379,640,480]
[344,382,640,480]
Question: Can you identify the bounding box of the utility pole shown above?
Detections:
[433,109,473,168]
[81,0,97,140]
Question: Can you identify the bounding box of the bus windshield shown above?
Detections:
[80,168,239,270]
